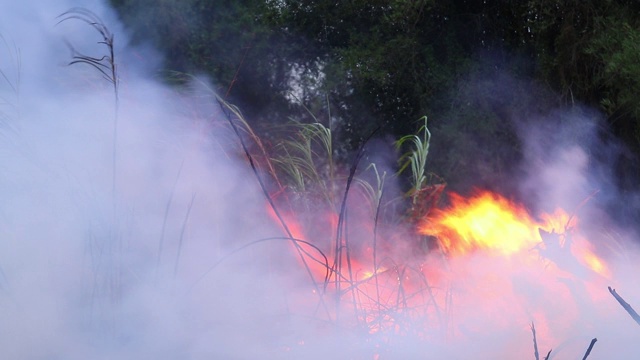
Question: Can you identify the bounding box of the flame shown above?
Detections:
[266,187,613,351]
[417,190,609,277]
[418,191,540,255]
[584,250,608,275]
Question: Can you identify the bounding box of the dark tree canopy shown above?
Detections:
[110,0,640,192]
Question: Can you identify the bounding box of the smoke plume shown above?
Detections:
[2,1,640,359]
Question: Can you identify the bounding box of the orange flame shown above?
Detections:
[417,190,609,277]
[266,187,613,349]
[418,191,540,255]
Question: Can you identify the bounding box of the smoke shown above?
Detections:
[508,106,640,357]
[424,67,640,357]
[3,1,640,359]
[0,1,291,358]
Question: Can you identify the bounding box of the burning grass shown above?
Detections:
[3,4,640,358]
[206,93,638,357]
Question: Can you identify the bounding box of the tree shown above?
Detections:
[109,0,640,193]
[110,0,299,123]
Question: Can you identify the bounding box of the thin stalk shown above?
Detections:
[57,8,119,218]
[326,94,334,185]
[397,266,409,309]
[225,38,253,98]
[396,116,430,197]
[0,34,21,125]
[531,322,540,360]
[372,190,383,323]
[581,338,597,360]
[174,193,196,276]
[215,96,331,318]
[58,8,121,316]
[329,128,379,317]
[412,264,444,331]
[366,163,386,329]
[564,189,600,231]
[157,161,184,273]
[284,93,335,205]
[342,211,361,327]
[608,286,640,326]
[190,236,329,291]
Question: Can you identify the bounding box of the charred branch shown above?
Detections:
[608,286,640,327]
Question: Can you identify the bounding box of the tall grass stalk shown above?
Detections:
[58,8,122,328]
[341,212,365,327]
[174,193,196,277]
[177,77,445,334]
[286,93,335,188]
[531,322,540,360]
[273,121,334,205]
[170,72,284,188]
[156,160,184,277]
[329,128,378,322]
[0,33,21,127]
[57,8,119,218]
[356,164,386,325]
[396,115,431,200]
[370,166,385,327]
[190,236,330,291]
[214,94,331,318]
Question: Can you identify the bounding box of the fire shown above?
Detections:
[266,187,613,351]
[418,191,540,255]
[417,190,609,277]
[584,251,607,274]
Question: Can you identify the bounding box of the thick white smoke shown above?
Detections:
[0,1,291,359]
[2,1,640,359]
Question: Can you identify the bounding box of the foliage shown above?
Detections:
[273,121,336,206]
[587,17,640,145]
[110,0,294,122]
[109,0,640,192]
[396,116,431,196]
[264,0,458,142]
[525,1,640,148]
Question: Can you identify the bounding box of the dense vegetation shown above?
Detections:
[109,0,640,194]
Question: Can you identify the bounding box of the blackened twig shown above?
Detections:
[608,286,640,326]
[581,338,597,360]
[531,322,540,360]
